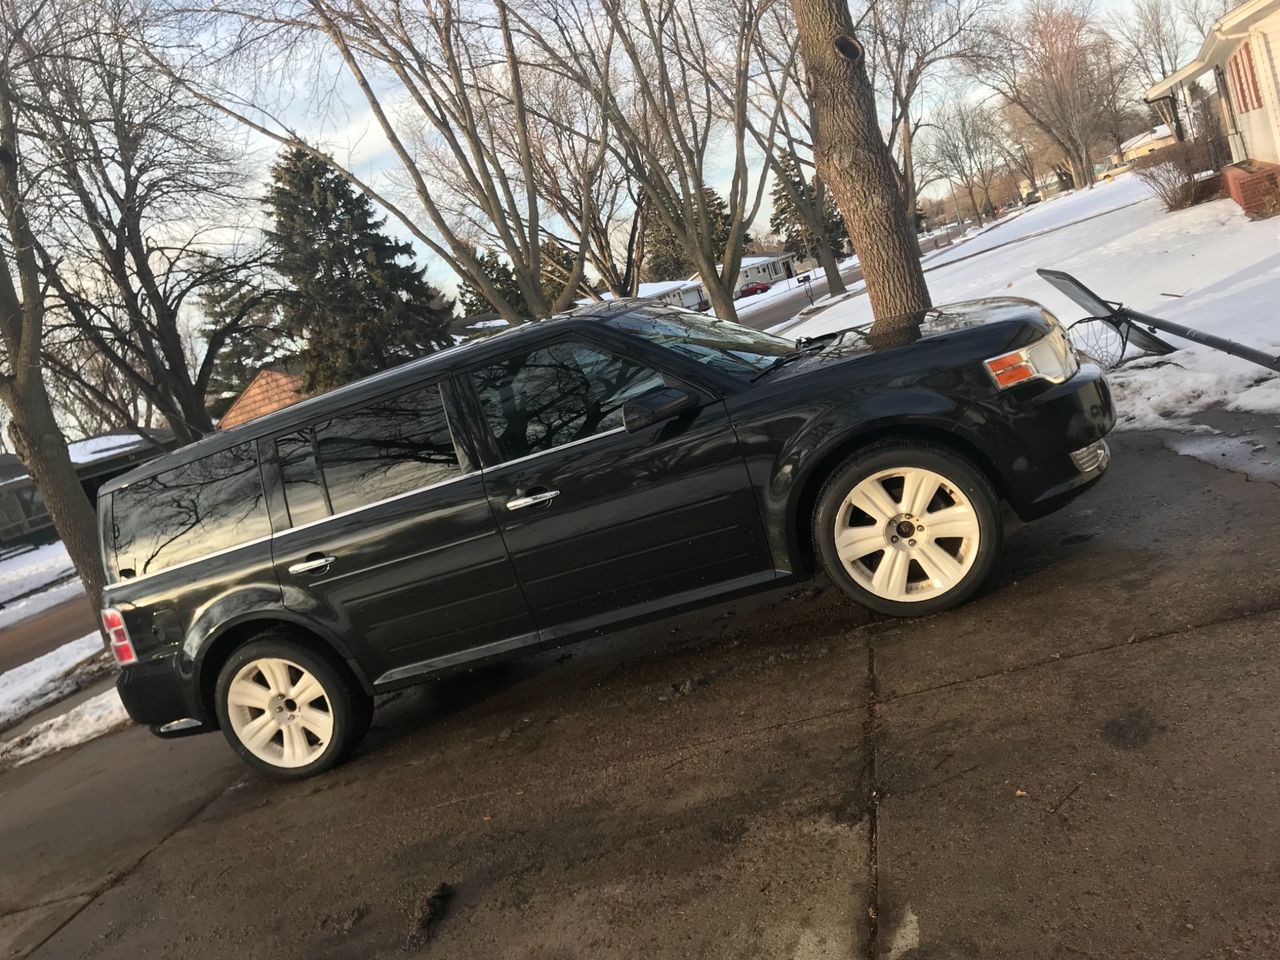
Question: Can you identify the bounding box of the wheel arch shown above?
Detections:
[194,613,374,728]
[787,422,1008,573]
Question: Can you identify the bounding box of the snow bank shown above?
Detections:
[0,632,107,730]
[0,540,74,601]
[0,688,131,769]
[788,190,1280,429]
[0,579,86,631]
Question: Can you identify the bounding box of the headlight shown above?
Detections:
[984,326,1079,389]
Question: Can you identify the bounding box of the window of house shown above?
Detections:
[111,443,270,579]
[309,384,462,515]
[470,340,665,462]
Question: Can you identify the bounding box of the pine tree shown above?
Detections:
[198,281,292,419]
[266,148,455,393]
[769,154,849,260]
[458,251,527,319]
[641,188,751,281]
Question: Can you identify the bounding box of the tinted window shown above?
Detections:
[471,340,664,462]
[112,444,269,579]
[276,431,330,526]
[313,384,461,514]
[605,308,792,375]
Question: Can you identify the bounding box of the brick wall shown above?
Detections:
[1221,161,1280,218]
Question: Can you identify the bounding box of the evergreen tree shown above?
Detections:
[198,281,293,419]
[769,154,849,260]
[266,148,454,392]
[458,242,579,319]
[641,188,751,281]
[458,250,528,319]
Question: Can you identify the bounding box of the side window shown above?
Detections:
[470,339,665,462]
[312,383,461,514]
[276,431,330,526]
[111,443,270,579]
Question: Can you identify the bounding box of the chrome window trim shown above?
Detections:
[272,468,480,538]
[105,425,630,588]
[481,426,627,471]
[105,531,276,590]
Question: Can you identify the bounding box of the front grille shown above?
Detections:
[1070,439,1110,473]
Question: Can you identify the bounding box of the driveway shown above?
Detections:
[4,428,1280,958]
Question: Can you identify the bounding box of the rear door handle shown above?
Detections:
[506,490,560,511]
[288,554,337,575]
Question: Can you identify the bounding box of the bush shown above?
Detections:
[1132,141,1213,211]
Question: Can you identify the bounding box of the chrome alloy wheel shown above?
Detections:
[226,657,334,768]
[832,466,981,603]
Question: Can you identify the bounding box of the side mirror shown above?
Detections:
[622,387,698,433]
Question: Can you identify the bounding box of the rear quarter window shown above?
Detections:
[111,443,270,581]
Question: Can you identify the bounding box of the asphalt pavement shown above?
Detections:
[4,427,1280,958]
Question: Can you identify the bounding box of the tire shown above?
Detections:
[813,442,1002,617]
[214,632,373,780]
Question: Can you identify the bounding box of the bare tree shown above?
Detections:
[179,0,602,325]
[925,97,1003,225]
[1178,0,1240,38]
[1109,0,1191,129]
[970,0,1117,189]
[0,0,105,611]
[861,0,995,247]
[510,0,784,321]
[790,0,931,327]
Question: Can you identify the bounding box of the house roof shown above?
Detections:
[1146,0,1280,98]
[218,370,304,430]
[1119,124,1173,153]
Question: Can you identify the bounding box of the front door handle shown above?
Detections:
[506,489,561,511]
[288,554,337,575]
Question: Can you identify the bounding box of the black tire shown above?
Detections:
[214,632,372,780]
[813,441,1002,617]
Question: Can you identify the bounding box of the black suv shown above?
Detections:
[100,299,1113,778]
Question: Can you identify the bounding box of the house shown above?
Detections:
[699,253,798,291]
[1108,124,1177,166]
[578,280,709,311]
[0,433,169,545]
[1146,0,1280,216]
[219,369,305,431]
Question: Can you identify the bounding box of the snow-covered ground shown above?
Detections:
[788,182,1280,431]
[0,688,130,769]
[0,632,107,730]
[0,540,83,630]
[0,540,74,600]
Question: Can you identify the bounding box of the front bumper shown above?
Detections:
[960,363,1116,520]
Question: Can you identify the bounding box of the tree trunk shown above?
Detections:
[965,185,984,227]
[6,386,105,617]
[790,0,930,331]
[900,112,923,259]
[814,235,846,294]
[702,276,740,323]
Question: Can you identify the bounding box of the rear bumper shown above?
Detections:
[116,652,212,736]
[960,363,1116,520]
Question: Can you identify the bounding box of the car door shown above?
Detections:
[267,380,536,685]
[463,333,774,640]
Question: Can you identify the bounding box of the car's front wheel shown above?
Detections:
[214,634,372,780]
[814,442,1002,616]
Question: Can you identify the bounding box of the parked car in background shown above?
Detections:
[737,280,772,298]
[101,298,1114,778]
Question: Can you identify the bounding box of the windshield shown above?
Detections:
[605,308,795,376]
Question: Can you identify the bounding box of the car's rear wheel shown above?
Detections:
[214,634,372,780]
[814,443,1002,616]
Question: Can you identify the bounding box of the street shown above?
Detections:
[736,262,863,330]
[4,427,1280,958]
[0,598,96,676]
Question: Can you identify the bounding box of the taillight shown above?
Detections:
[102,608,137,665]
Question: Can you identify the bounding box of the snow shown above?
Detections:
[0,540,74,600]
[0,632,104,730]
[0,579,86,630]
[0,688,130,769]
[67,433,148,464]
[466,319,510,330]
[786,183,1280,431]
[0,540,83,629]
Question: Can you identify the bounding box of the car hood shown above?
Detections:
[768,296,1056,377]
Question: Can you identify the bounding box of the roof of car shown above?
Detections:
[99,300,650,496]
